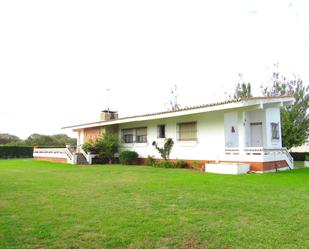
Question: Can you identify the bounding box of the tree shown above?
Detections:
[24,134,77,147]
[166,85,181,111]
[152,138,174,160]
[0,133,21,145]
[89,133,119,163]
[233,74,252,99]
[262,72,309,149]
[233,82,252,99]
[96,133,119,162]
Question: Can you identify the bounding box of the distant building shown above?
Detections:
[290,139,309,153]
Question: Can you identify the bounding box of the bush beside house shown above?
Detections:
[119,151,138,165]
[82,133,119,164]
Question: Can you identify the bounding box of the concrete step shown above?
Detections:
[75,153,89,165]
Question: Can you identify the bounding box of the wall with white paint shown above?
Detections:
[265,107,282,148]
[224,112,239,148]
[75,105,285,161]
[119,111,225,161]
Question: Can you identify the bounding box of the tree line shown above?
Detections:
[0,133,77,147]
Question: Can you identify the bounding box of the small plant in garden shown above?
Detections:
[154,161,174,168]
[145,155,156,166]
[191,160,202,170]
[152,138,174,160]
[82,133,119,163]
[174,160,188,168]
[82,139,97,154]
[119,151,138,165]
[95,133,119,163]
[305,155,309,161]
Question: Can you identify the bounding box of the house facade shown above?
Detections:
[34,96,294,173]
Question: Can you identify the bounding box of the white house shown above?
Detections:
[34,96,295,173]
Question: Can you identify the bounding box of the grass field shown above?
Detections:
[0,159,308,249]
[294,161,305,168]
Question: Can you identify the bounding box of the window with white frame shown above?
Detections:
[122,129,134,143]
[271,122,279,140]
[157,125,166,138]
[177,122,197,141]
[135,127,147,143]
[122,127,147,143]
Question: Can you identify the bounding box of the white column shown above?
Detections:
[238,111,245,152]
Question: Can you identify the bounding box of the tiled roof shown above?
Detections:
[63,96,293,129]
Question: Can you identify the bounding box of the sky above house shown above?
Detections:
[1,0,309,139]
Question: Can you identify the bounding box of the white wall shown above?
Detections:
[119,111,225,160]
[224,112,239,148]
[245,109,266,147]
[265,107,282,148]
[75,105,284,160]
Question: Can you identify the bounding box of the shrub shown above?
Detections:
[305,155,309,161]
[82,139,97,154]
[95,133,119,163]
[191,160,203,170]
[154,161,174,168]
[152,138,174,160]
[119,151,138,165]
[174,160,188,168]
[145,155,156,166]
[82,134,119,163]
[0,146,33,159]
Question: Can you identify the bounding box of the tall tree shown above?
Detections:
[0,133,21,145]
[262,72,309,149]
[233,74,252,99]
[233,82,253,99]
[24,134,77,147]
[166,84,181,111]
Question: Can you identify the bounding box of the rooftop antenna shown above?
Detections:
[106,88,111,111]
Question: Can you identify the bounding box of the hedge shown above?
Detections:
[290,152,309,161]
[0,146,33,159]
[119,151,138,165]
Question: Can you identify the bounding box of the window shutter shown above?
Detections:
[178,122,197,140]
[136,127,147,136]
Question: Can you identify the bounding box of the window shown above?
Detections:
[177,122,197,141]
[122,129,134,143]
[157,125,166,138]
[271,122,279,140]
[135,127,147,143]
[122,127,147,143]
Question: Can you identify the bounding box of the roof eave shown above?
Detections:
[63,96,294,130]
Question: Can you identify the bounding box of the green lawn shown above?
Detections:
[0,160,308,249]
[294,161,305,168]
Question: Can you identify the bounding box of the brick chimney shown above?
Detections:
[100,110,118,121]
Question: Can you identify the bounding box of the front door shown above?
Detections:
[250,122,263,147]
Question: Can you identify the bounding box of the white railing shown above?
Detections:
[224,147,294,168]
[65,148,73,163]
[33,148,75,164]
[282,147,294,168]
[33,148,68,159]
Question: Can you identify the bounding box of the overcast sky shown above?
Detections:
[1,0,309,139]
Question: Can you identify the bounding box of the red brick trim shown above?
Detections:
[136,158,288,172]
[34,157,67,163]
